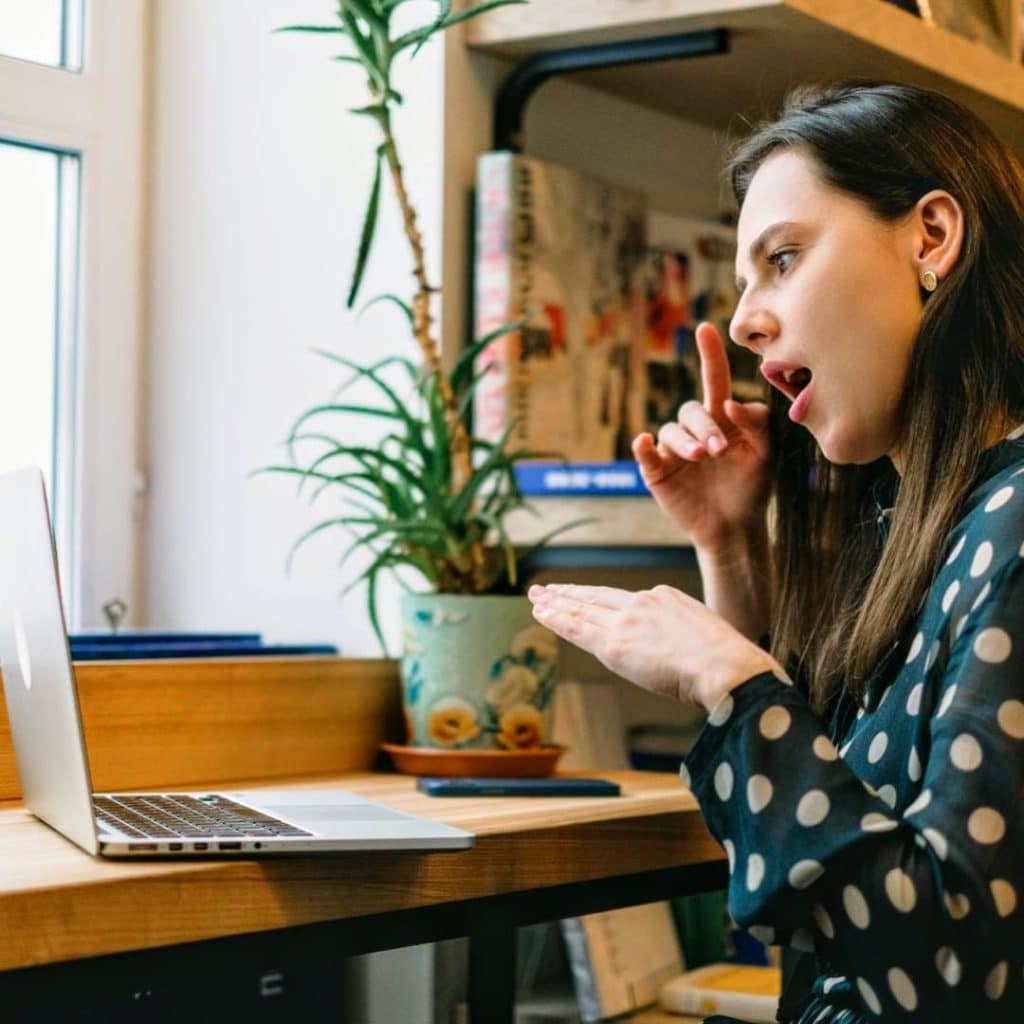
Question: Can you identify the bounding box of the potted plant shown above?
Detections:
[265,0,588,755]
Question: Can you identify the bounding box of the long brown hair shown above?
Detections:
[725,81,1024,716]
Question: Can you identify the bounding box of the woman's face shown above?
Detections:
[730,148,925,467]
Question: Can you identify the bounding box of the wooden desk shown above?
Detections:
[0,659,725,1020]
[0,770,724,1020]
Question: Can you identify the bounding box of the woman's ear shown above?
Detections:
[914,189,964,282]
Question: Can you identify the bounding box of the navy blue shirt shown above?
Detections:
[683,433,1024,1021]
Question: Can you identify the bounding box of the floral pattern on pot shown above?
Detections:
[400,595,558,749]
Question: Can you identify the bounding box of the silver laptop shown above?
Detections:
[0,466,474,857]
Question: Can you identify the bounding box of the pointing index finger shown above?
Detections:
[695,321,734,421]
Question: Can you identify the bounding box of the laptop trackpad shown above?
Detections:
[261,804,408,823]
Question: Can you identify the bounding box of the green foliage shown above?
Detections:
[277,0,527,308]
[262,336,587,653]
[265,0,592,654]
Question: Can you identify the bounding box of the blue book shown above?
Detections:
[70,641,338,661]
[514,461,650,497]
[70,632,262,646]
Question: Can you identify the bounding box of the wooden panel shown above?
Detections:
[0,658,403,801]
[466,0,1024,159]
[0,770,720,970]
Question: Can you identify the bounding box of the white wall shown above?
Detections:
[145,0,444,654]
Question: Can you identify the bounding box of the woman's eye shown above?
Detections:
[768,249,797,273]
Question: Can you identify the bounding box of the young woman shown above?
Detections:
[528,81,1024,1021]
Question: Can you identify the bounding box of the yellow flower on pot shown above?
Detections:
[508,624,558,664]
[427,696,482,747]
[485,664,540,714]
[496,703,544,750]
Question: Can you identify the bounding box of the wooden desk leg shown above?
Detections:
[468,923,516,1024]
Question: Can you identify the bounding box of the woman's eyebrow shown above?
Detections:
[734,220,802,291]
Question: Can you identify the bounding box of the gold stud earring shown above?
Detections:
[921,269,938,292]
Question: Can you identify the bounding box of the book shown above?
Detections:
[472,152,754,497]
[67,633,338,660]
[563,902,685,1022]
[473,150,647,472]
[658,962,781,1022]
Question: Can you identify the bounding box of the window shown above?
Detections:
[0,0,83,68]
[0,2,145,627]
[0,141,79,509]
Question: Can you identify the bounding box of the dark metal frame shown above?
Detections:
[494,29,731,151]
[1,861,726,1022]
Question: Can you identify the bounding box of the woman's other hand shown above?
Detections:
[634,321,771,552]
[528,582,786,710]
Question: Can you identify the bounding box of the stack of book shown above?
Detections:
[67,632,338,661]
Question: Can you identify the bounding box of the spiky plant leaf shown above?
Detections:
[347,145,384,308]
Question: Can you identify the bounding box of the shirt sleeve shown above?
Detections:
[681,556,1024,1019]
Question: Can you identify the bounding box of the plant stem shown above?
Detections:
[375,102,487,589]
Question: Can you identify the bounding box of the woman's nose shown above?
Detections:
[729,295,777,354]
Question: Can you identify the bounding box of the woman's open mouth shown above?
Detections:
[759,361,814,423]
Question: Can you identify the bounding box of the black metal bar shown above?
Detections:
[468,922,516,1023]
[494,29,730,151]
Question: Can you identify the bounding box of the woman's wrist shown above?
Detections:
[694,648,787,712]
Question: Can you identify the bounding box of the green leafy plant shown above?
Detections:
[263,0,589,652]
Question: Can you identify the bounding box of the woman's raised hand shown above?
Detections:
[632,321,771,552]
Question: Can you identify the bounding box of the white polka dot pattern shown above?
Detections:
[714,761,734,800]
[885,868,917,912]
[887,967,918,1011]
[867,732,888,764]
[991,878,1017,917]
[678,454,1024,1020]
[758,705,791,740]
[906,682,923,715]
[796,789,830,827]
[723,838,736,872]
[984,485,1014,512]
[843,885,870,928]
[970,541,993,577]
[746,852,765,892]
[788,859,825,890]
[997,699,1024,738]
[974,627,1012,663]
[985,961,1008,1000]
[922,827,948,860]
[747,774,773,813]
[708,693,734,726]
[857,977,882,1016]
[944,891,970,920]
[812,735,838,761]
[812,903,835,939]
[936,946,961,986]
[968,807,1006,844]
[950,733,983,771]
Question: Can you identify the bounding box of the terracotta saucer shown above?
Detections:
[380,742,566,778]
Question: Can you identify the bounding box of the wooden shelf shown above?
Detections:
[506,496,692,551]
[467,0,1024,159]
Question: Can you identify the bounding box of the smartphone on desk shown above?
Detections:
[416,777,621,797]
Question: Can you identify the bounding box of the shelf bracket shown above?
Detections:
[493,28,731,152]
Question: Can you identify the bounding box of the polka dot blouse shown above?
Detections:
[682,434,1024,1022]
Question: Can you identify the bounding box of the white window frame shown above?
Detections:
[0,0,146,629]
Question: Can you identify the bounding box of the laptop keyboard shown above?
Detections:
[93,794,313,839]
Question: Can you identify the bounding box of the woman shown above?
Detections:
[529,81,1024,1021]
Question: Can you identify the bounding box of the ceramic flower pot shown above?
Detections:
[399,593,559,750]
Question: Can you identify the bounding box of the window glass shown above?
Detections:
[0,140,79,514]
[0,0,83,69]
